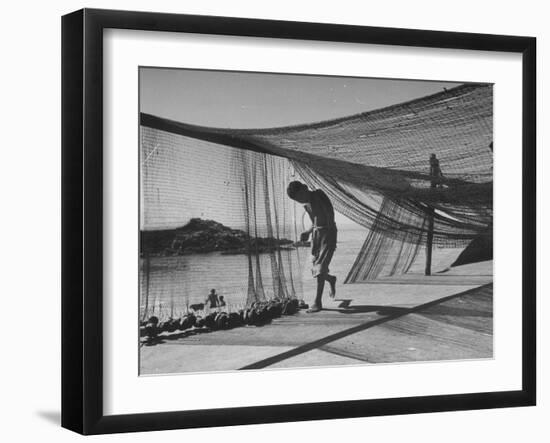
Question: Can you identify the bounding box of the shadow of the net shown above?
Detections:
[418,305,492,318]
[323,305,410,316]
[141,327,213,346]
[140,319,275,347]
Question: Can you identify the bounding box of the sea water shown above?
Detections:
[139,226,460,319]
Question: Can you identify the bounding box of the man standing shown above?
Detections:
[287,181,337,313]
[204,289,220,309]
[429,153,444,188]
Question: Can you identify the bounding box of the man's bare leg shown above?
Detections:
[307,276,325,313]
[327,274,337,298]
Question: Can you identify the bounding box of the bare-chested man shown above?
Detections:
[287,181,337,313]
[429,153,444,188]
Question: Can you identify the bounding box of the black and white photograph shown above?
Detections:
[138,68,493,375]
[0,0,544,439]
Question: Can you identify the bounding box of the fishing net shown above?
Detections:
[140,127,304,318]
[343,197,428,282]
[234,149,305,306]
[139,82,493,313]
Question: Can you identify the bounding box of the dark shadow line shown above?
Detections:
[319,345,372,363]
[350,278,492,286]
[240,283,492,370]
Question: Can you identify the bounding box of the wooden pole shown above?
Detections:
[426,154,437,276]
[425,207,434,276]
[143,253,150,320]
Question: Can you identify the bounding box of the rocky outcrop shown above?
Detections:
[140,218,294,256]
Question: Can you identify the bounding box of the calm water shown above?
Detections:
[139,226,460,319]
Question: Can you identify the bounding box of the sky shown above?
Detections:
[140,68,461,129]
[139,68,461,230]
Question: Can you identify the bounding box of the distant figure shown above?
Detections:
[287,181,337,313]
[218,295,226,307]
[429,154,444,188]
[204,289,219,309]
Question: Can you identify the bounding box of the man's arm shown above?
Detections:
[300,226,313,242]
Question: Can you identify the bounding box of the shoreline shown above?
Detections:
[140,266,493,374]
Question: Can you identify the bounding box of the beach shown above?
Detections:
[139,221,491,375]
[140,260,492,374]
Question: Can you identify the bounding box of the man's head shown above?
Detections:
[210,289,216,294]
[287,181,310,203]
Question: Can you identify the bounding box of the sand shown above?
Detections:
[140,261,493,375]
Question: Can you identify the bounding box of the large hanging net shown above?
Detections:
[139,83,492,318]
[140,128,305,318]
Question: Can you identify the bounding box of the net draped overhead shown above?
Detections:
[140,128,306,308]
[140,83,492,288]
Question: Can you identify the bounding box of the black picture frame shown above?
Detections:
[61,8,536,435]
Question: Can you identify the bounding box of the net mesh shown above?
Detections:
[139,83,492,315]
[140,128,304,318]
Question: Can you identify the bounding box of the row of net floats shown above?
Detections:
[140,298,309,340]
